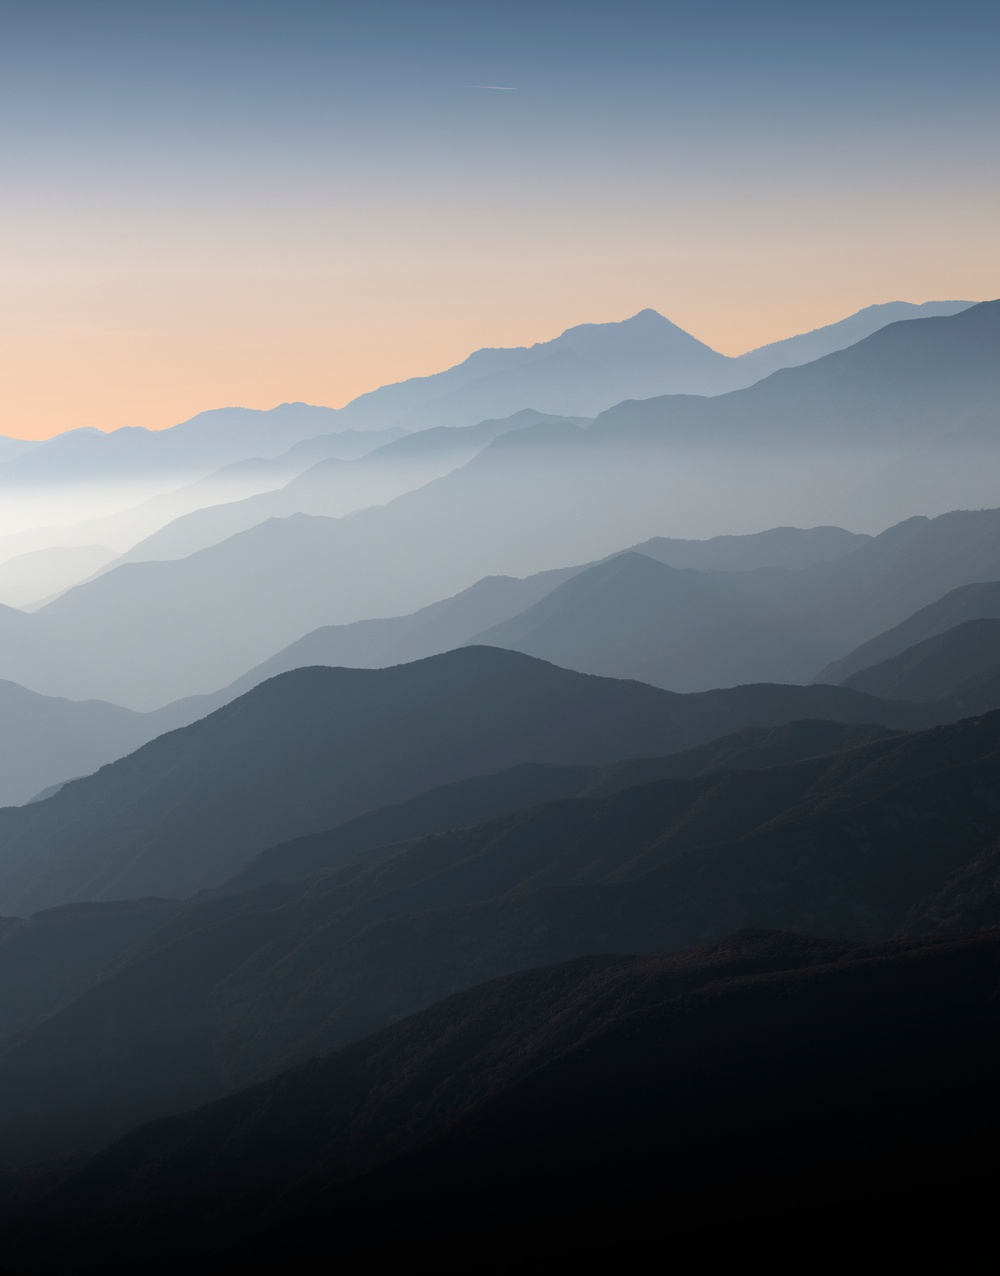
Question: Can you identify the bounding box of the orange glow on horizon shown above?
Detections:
[1,238,995,440]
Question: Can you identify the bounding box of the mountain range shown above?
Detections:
[0,293,998,1272]
[0,701,998,1171]
[325,299,973,430]
[816,579,1000,682]
[0,299,974,562]
[2,926,993,1272]
[0,524,870,806]
[0,646,955,913]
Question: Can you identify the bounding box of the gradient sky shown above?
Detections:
[2,0,998,438]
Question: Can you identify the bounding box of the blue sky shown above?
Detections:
[1,0,997,434]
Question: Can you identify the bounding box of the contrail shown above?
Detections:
[466,84,518,91]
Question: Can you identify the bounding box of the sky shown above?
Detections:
[1,0,998,438]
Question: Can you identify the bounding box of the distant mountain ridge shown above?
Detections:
[0,525,872,806]
[104,410,580,568]
[469,552,828,691]
[592,299,1000,447]
[838,618,1000,705]
[0,300,972,469]
[332,299,972,431]
[816,580,1000,683]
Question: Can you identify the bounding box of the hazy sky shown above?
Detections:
[2,0,998,438]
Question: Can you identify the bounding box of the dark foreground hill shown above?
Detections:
[0,647,948,916]
[230,717,898,891]
[0,718,891,1049]
[840,617,1000,704]
[1,710,998,1164]
[1,928,997,1273]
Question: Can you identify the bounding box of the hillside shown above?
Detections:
[592,300,1000,448]
[840,618,1000,702]
[0,647,946,915]
[471,551,827,690]
[0,709,996,1163]
[0,304,996,706]
[816,580,1000,683]
[1,927,996,1272]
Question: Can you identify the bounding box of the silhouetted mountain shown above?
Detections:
[470,552,827,690]
[0,680,158,809]
[1,927,996,1272]
[333,310,732,429]
[0,544,116,610]
[0,719,892,1050]
[2,502,999,714]
[632,523,868,570]
[0,502,878,707]
[205,526,865,699]
[332,300,973,430]
[737,508,1000,654]
[107,410,577,565]
[0,404,350,489]
[816,580,1000,683]
[0,302,977,703]
[196,565,582,697]
[0,300,969,545]
[0,405,383,545]
[593,300,1000,448]
[733,299,972,380]
[839,618,1000,703]
[0,706,993,1163]
[0,648,944,916]
[0,437,39,464]
[0,423,406,567]
[6,309,998,706]
[229,719,898,892]
[0,530,879,805]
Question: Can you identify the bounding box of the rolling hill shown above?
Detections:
[470,551,828,690]
[0,926,996,1272]
[0,707,996,1164]
[815,580,1000,683]
[839,618,1000,702]
[0,647,947,916]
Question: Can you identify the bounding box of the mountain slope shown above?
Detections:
[0,708,995,1163]
[0,681,156,809]
[199,525,866,703]
[333,300,973,431]
[1,927,996,1272]
[470,552,827,690]
[332,309,733,429]
[632,523,868,570]
[733,299,972,380]
[840,618,1000,702]
[0,719,893,1049]
[736,508,1000,654]
[593,299,1000,447]
[228,718,899,891]
[0,648,946,915]
[108,410,571,566]
[0,304,996,708]
[0,424,406,569]
[0,528,877,807]
[815,580,1000,683]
